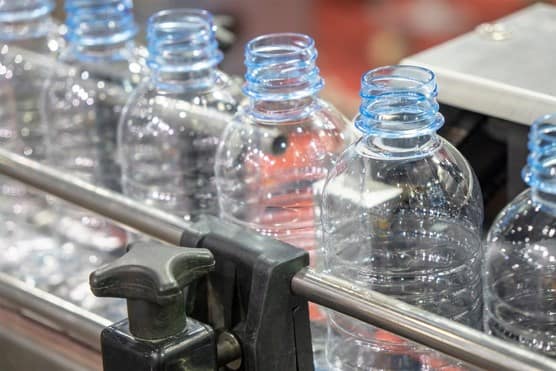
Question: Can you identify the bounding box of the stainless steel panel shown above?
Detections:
[402,4,556,126]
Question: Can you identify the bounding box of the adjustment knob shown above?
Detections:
[90,242,215,340]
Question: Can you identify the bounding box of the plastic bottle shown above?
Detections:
[35,0,144,318]
[0,0,61,162]
[321,65,483,370]
[0,0,62,275]
[484,114,556,357]
[214,33,352,368]
[119,9,240,221]
[41,0,145,252]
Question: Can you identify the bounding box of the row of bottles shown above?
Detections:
[0,0,554,369]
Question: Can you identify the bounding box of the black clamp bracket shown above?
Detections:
[183,215,314,371]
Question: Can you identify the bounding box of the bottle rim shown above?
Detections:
[359,65,437,99]
[148,8,214,35]
[245,33,315,61]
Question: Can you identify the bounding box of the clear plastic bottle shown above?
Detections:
[0,0,61,162]
[119,9,240,221]
[214,33,352,368]
[484,114,556,357]
[41,0,146,252]
[0,0,62,274]
[321,66,483,370]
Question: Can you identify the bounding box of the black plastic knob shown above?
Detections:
[90,242,215,340]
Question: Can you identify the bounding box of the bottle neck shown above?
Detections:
[523,115,556,211]
[358,132,442,160]
[247,95,318,122]
[151,67,219,92]
[65,0,137,62]
[67,39,135,62]
[243,33,324,115]
[356,65,444,158]
[147,9,223,92]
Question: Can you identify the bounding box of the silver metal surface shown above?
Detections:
[0,272,109,351]
[0,148,555,369]
[401,3,556,126]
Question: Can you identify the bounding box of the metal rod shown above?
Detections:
[0,148,555,370]
[0,272,109,351]
[0,148,188,246]
[292,268,556,371]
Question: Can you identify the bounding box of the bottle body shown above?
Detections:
[119,72,239,220]
[0,3,61,163]
[216,98,350,255]
[484,188,556,356]
[215,33,353,368]
[41,43,145,249]
[321,65,483,370]
[0,2,61,219]
[484,116,556,357]
[43,44,145,191]
[0,1,64,276]
[119,9,240,221]
[323,136,483,370]
[41,0,146,252]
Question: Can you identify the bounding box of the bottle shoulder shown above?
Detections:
[127,71,241,107]
[215,98,353,182]
[322,135,483,227]
[487,188,556,244]
[118,74,240,143]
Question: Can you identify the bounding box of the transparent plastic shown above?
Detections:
[321,66,483,370]
[0,1,63,274]
[484,115,556,357]
[31,0,144,317]
[214,33,352,369]
[41,0,146,252]
[119,9,240,221]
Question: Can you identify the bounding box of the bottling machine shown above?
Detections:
[1,4,556,371]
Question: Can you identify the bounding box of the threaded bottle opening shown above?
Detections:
[523,115,556,195]
[0,0,54,23]
[65,0,137,46]
[355,65,444,138]
[243,33,324,101]
[146,8,222,73]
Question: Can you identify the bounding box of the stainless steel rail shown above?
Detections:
[0,148,555,370]
[0,272,109,351]
[292,268,556,371]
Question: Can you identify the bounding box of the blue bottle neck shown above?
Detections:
[355,65,444,158]
[65,0,137,62]
[147,9,223,92]
[242,33,323,121]
[523,115,556,210]
[0,1,54,41]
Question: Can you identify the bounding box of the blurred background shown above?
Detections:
[53,0,556,116]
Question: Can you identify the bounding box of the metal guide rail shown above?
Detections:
[0,148,554,371]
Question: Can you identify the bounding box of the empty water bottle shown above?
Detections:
[0,0,62,274]
[484,114,556,357]
[321,66,483,370]
[119,9,240,221]
[41,0,145,251]
[0,0,61,162]
[214,33,352,368]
